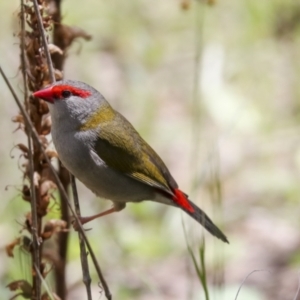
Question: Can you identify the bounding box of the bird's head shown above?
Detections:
[33,80,109,125]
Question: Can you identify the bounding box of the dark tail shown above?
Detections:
[182,199,229,244]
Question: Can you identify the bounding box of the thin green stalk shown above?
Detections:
[199,239,209,300]
[182,218,210,300]
[208,151,225,300]
[185,2,210,299]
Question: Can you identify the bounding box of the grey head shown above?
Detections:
[33,80,109,127]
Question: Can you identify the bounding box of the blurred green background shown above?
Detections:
[1,0,300,299]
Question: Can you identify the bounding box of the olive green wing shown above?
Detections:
[92,111,178,195]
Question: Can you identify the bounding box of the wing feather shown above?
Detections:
[93,111,178,195]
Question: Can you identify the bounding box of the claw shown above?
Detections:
[71,217,92,231]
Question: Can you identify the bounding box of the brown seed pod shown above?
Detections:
[207,0,216,5]
[40,164,57,185]
[48,43,63,55]
[38,135,48,147]
[11,114,24,125]
[41,115,52,135]
[38,98,50,115]
[5,238,21,258]
[6,280,32,298]
[21,235,33,253]
[25,212,32,232]
[180,0,191,10]
[38,194,50,216]
[22,185,31,202]
[33,171,41,187]
[45,149,58,159]
[41,219,67,240]
[10,143,29,159]
[54,69,63,81]
[40,179,56,196]
[17,143,29,154]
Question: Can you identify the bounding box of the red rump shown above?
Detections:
[173,189,194,212]
[52,85,91,99]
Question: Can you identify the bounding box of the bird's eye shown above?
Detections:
[61,90,71,98]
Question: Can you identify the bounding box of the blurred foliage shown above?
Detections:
[1,0,300,299]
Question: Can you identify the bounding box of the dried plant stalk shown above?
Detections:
[4,0,111,299]
[12,1,60,298]
[1,64,112,299]
[47,0,91,297]
[70,174,92,300]
[45,0,92,298]
[20,1,41,298]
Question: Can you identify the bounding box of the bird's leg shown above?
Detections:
[79,207,117,224]
[72,203,126,230]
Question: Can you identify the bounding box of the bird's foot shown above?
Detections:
[71,205,126,231]
[71,216,92,231]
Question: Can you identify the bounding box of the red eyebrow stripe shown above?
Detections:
[52,85,91,98]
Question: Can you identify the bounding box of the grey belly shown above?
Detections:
[53,132,155,203]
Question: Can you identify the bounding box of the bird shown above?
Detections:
[33,80,228,243]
